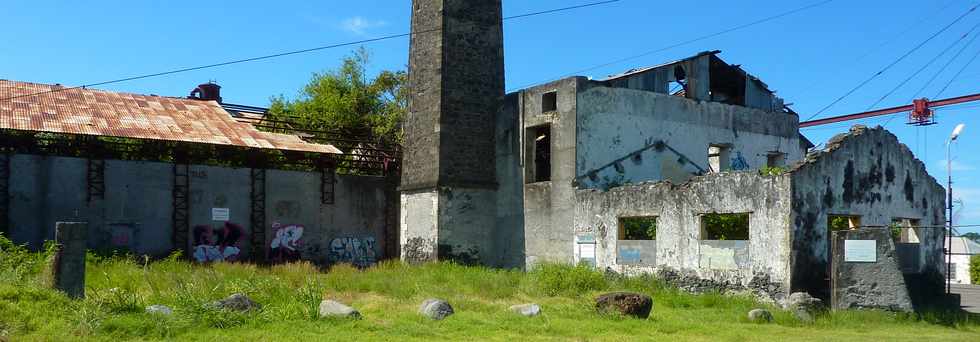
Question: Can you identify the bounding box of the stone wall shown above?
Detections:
[574,172,794,292]
[788,126,946,300]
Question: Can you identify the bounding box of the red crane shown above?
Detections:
[799,93,980,127]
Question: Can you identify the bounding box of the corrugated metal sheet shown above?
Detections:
[0,80,341,154]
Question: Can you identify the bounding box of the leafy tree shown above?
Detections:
[963,232,980,243]
[701,213,749,240]
[266,48,406,149]
[621,217,657,240]
[971,254,980,285]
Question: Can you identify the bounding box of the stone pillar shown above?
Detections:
[400,0,504,265]
[52,222,87,299]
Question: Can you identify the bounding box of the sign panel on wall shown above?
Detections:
[844,240,877,262]
[211,208,230,222]
[576,234,597,267]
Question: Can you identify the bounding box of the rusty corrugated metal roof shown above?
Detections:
[0,80,340,154]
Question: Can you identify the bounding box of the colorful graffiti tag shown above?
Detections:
[269,222,304,263]
[192,222,244,263]
[329,237,377,267]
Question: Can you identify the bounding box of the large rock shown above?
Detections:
[419,298,454,320]
[595,292,653,318]
[747,309,772,323]
[509,303,541,317]
[319,300,361,319]
[212,293,261,312]
[785,292,822,322]
[145,304,173,316]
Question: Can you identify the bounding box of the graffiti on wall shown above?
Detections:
[193,222,244,263]
[731,151,750,171]
[104,223,140,252]
[269,222,305,263]
[329,236,377,267]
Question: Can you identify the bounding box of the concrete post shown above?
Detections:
[52,221,87,299]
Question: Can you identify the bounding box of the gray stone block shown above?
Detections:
[509,303,541,317]
[319,300,361,319]
[419,298,454,320]
[52,222,87,299]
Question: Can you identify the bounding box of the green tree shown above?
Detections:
[266,48,406,149]
[971,254,980,284]
[963,232,980,243]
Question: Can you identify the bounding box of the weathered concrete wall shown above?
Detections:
[830,228,913,311]
[399,187,496,265]
[575,85,802,190]
[188,165,252,260]
[521,78,584,266]
[789,126,946,299]
[7,154,393,265]
[8,155,88,249]
[102,160,173,256]
[574,172,794,291]
[400,190,438,264]
[493,92,525,268]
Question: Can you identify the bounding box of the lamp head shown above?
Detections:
[951,124,965,141]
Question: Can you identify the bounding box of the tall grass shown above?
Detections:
[1,233,978,341]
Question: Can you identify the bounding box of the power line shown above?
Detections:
[796,0,959,97]
[507,0,836,92]
[911,25,980,99]
[936,43,980,97]
[803,3,979,122]
[868,20,980,111]
[0,0,623,103]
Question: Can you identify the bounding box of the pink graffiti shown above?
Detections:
[269,223,304,263]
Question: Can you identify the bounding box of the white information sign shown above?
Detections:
[211,208,230,222]
[844,240,877,262]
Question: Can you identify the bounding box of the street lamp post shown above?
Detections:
[946,123,965,293]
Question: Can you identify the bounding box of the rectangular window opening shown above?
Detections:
[700,213,749,240]
[891,218,921,243]
[526,124,552,183]
[708,144,732,173]
[542,91,558,113]
[828,215,862,232]
[618,216,658,240]
[766,152,786,168]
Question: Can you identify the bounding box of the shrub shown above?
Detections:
[970,254,980,285]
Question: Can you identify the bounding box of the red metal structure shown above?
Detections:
[799,93,980,127]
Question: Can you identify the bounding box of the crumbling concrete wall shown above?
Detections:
[575,85,802,190]
[830,228,913,311]
[574,172,794,292]
[788,126,946,300]
[6,154,392,265]
[520,78,585,266]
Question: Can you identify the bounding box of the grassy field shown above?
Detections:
[1,238,979,341]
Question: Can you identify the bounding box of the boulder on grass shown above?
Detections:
[595,292,653,319]
[212,293,261,312]
[145,304,173,316]
[747,309,772,323]
[419,298,454,320]
[509,303,541,317]
[784,292,822,322]
[319,300,361,319]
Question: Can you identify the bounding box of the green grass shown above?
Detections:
[1,239,978,341]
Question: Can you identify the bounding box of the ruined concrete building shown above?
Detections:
[401,0,948,307]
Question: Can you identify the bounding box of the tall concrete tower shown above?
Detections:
[400,0,504,265]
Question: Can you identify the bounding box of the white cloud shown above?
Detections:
[934,159,975,171]
[340,16,387,36]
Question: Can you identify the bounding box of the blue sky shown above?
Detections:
[3,0,980,233]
